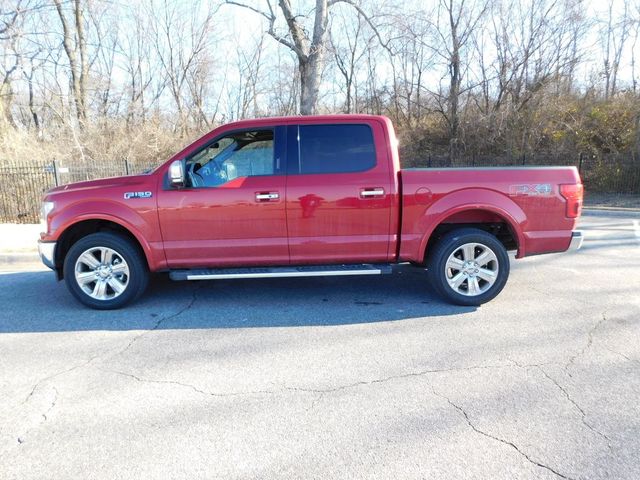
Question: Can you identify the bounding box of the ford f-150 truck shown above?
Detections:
[38,114,584,309]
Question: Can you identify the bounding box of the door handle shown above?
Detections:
[360,188,385,198]
[255,192,280,201]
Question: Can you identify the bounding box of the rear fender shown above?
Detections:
[417,188,527,259]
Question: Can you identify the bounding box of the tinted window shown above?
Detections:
[298,124,376,174]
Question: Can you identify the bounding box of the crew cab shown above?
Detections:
[38,115,584,309]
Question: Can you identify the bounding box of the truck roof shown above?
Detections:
[221,114,390,130]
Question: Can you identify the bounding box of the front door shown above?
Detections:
[157,127,289,268]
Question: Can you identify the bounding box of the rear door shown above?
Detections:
[285,121,393,264]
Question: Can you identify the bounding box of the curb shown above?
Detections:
[582,208,640,218]
[0,252,40,264]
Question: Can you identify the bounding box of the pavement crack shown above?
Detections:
[22,355,102,404]
[112,285,202,358]
[430,386,575,480]
[40,387,58,422]
[19,287,203,419]
[537,366,613,452]
[565,312,608,377]
[16,387,58,446]
[101,363,516,406]
[98,366,275,398]
[283,364,511,395]
[604,347,640,366]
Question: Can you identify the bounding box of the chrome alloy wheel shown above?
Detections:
[444,242,499,297]
[74,246,130,301]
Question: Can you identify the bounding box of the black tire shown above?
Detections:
[63,232,149,309]
[427,228,510,306]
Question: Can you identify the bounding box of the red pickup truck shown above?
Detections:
[38,114,583,309]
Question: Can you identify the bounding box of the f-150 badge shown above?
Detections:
[124,191,152,199]
[509,184,552,196]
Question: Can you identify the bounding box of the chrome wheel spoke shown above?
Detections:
[467,276,480,295]
[93,279,108,299]
[111,263,128,275]
[107,277,126,295]
[475,249,496,267]
[446,257,465,270]
[76,271,97,285]
[101,248,113,265]
[477,267,497,284]
[448,271,467,289]
[78,252,100,269]
[462,244,475,262]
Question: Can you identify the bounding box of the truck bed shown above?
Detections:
[399,166,582,260]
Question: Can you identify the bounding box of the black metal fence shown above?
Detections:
[0,159,158,223]
[0,153,638,223]
[405,152,640,197]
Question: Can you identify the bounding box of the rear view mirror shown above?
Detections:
[169,159,186,188]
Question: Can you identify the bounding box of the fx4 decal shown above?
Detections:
[509,184,553,196]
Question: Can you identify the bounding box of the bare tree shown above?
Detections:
[148,0,216,133]
[21,46,44,132]
[53,0,89,125]
[601,0,632,99]
[426,0,487,159]
[0,0,31,128]
[121,3,163,127]
[225,0,386,115]
[331,7,373,113]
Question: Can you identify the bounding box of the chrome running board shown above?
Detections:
[169,264,392,281]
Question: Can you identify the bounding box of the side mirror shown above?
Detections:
[168,159,186,188]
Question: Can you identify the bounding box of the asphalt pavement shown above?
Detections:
[0,214,639,479]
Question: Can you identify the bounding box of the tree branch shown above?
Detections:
[223,0,306,57]
[328,0,393,56]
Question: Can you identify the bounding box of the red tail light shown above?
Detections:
[560,183,584,218]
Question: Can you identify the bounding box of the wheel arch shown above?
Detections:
[417,194,527,264]
[54,217,153,279]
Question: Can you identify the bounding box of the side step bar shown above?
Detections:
[169,264,393,281]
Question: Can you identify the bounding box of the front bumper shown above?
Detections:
[568,231,584,251]
[38,241,56,270]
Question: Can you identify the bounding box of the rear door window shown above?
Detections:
[297,124,376,174]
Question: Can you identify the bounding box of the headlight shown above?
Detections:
[41,201,54,232]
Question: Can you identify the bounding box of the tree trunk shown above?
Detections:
[299,53,323,115]
[448,9,461,161]
[0,61,18,129]
[54,0,87,126]
[0,81,17,129]
[74,0,88,123]
[25,71,40,133]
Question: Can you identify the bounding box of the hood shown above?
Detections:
[46,174,152,196]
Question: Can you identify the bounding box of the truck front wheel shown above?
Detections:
[63,232,149,309]
[427,228,510,306]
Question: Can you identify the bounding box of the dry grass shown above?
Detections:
[0,120,205,170]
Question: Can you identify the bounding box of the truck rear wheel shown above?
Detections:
[427,228,510,306]
[63,232,149,309]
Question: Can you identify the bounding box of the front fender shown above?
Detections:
[47,200,166,271]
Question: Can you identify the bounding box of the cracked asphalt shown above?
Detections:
[0,213,639,479]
